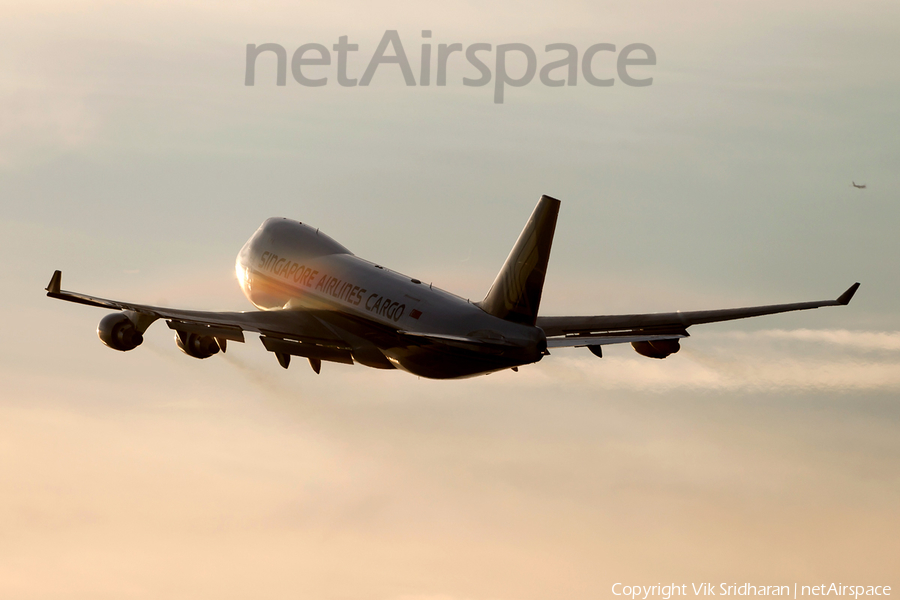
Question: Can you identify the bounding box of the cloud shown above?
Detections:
[743,328,900,352]
[490,329,900,394]
[2,325,898,599]
[0,87,97,167]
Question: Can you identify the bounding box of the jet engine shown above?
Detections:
[631,338,681,359]
[175,331,221,359]
[97,313,144,351]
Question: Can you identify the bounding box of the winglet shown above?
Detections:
[836,282,860,305]
[46,270,62,294]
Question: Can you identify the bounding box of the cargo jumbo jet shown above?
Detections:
[46,196,859,379]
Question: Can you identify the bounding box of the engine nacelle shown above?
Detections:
[97,313,144,351]
[631,338,681,359]
[175,331,220,359]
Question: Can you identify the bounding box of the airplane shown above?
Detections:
[852,181,867,189]
[46,195,860,379]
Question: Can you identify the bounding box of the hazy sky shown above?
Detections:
[1,1,898,598]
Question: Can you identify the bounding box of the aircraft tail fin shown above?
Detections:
[478,195,560,326]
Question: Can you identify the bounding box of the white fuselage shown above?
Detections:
[235,218,545,378]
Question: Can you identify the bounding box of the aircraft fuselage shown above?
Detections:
[47,195,857,381]
[235,218,546,378]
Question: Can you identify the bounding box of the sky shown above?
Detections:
[1,0,898,598]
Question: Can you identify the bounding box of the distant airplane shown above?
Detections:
[852,181,867,189]
[46,196,860,379]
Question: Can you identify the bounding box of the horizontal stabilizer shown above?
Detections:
[398,330,517,347]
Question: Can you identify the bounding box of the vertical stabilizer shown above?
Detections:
[478,195,560,325]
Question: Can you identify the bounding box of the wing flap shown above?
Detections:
[166,320,246,343]
[259,336,354,365]
[546,332,688,348]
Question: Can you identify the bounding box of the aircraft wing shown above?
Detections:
[45,270,354,363]
[538,283,860,348]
